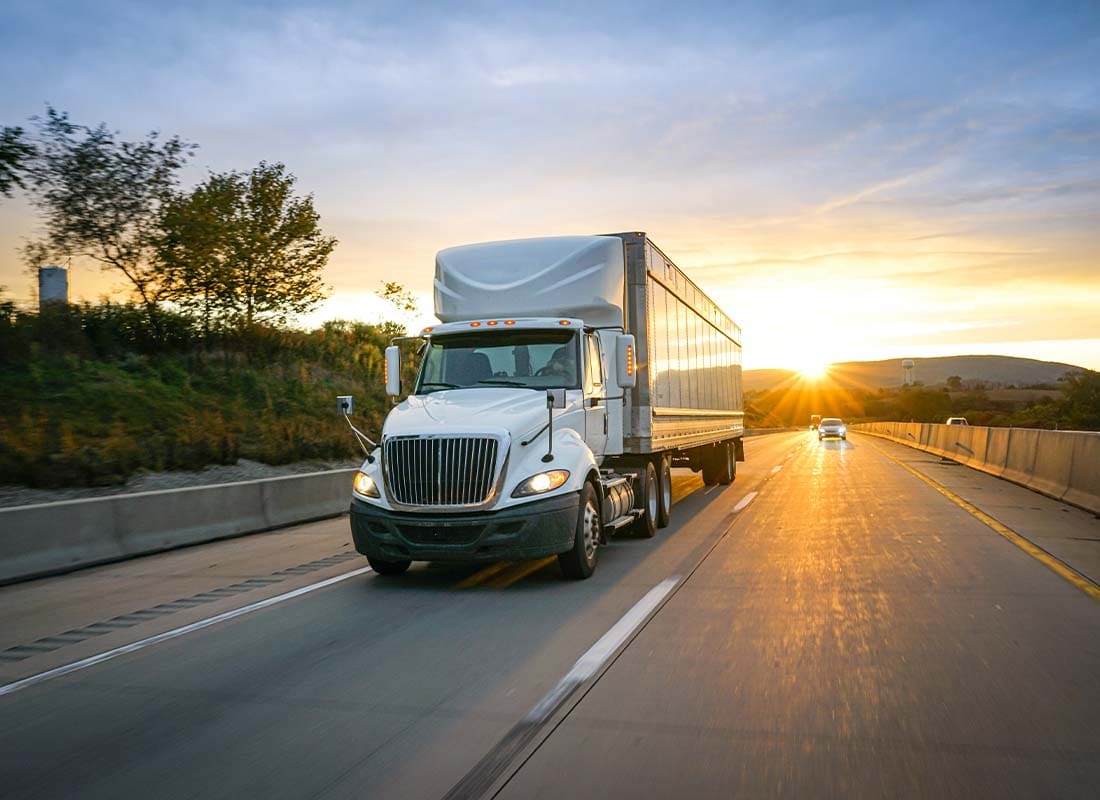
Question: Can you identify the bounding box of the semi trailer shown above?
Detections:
[349,232,744,579]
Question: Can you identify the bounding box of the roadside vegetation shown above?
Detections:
[0,301,402,487]
[745,370,1100,431]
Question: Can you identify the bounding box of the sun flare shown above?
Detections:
[795,359,831,381]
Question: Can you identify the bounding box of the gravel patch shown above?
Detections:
[0,458,362,509]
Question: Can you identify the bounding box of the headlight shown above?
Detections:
[353,471,380,498]
[512,469,570,498]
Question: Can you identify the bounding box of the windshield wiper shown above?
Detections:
[475,379,528,387]
[420,381,461,389]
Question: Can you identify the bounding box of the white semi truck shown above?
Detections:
[349,232,744,579]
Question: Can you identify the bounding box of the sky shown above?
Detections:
[2,0,1099,371]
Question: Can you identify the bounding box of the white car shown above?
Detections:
[946,417,969,426]
[818,418,847,440]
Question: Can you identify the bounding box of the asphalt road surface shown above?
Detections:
[2,431,1099,799]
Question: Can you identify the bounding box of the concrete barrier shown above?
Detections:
[1064,434,1100,512]
[983,428,1012,477]
[852,422,1100,515]
[1002,427,1041,488]
[0,469,357,585]
[1027,430,1077,500]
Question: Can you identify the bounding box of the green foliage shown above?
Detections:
[0,303,393,488]
[1060,370,1100,430]
[0,125,35,198]
[158,162,335,331]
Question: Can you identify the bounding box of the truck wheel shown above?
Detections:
[367,556,411,576]
[717,443,736,485]
[559,483,600,579]
[633,461,658,538]
[657,456,672,528]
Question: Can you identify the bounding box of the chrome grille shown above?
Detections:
[383,436,500,506]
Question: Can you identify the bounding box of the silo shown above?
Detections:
[38,266,69,306]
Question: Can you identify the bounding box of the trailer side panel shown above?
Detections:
[611,232,745,454]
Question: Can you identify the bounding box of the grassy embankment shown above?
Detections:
[0,302,399,488]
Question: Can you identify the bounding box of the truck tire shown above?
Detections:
[633,461,658,538]
[717,442,736,485]
[559,483,600,579]
[367,556,411,576]
[657,455,672,528]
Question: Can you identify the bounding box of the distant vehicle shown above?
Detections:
[810,414,822,430]
[946,416,969,426]
[818,418,847,440]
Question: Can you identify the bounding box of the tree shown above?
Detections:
[1060,370,1100,430]
[0,125,35,198]
[376,281,417,315]
[23,107,195,318]
[945,375,963,391]
[157,173,238,338]
[160,162,335,331]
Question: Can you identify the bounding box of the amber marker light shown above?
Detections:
[558,320,571,325]
[422,327,433,333]
[470,321,481,327]
[504,320,515,325]
[487,320,498,326]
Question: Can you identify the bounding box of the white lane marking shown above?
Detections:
[733,492,758,512]
[525,576,680,723]
[771,465,783,475]
[0,566,373,698]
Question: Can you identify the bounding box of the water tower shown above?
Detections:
[902,359,915,386]
[38,266,69,307]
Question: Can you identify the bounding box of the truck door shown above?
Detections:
[584,332,607,459]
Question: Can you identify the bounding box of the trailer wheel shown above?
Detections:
[367,556,411,576]
[633,461,658,538]
[657,455,672,528]
[559,483,600,579]
[717,442,736,485]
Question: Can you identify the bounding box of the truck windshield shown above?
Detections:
[415,330,580,394]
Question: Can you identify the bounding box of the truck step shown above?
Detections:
[605,510,642,531]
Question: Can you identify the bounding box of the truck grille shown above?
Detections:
[383,436,500,506]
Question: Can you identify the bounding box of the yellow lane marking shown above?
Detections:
[455,561,515,589]
[484,557,557,589]
[864,438,1100,602]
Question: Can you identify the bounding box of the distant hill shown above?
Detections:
[744,355,1083,393]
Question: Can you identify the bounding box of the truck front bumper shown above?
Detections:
[350,492,580,563]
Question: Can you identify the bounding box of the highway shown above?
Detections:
[2,430,1100,798]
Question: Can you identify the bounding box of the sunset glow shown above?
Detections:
[1,3,1098,370]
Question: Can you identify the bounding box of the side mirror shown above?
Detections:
[336,395,354,415]
[546,387,567,409]
[385,346,401,397]
[615,334,637,388]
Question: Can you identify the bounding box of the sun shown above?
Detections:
[795,358,831,381]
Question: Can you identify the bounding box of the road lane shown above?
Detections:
[0,433,805,799]
[497,434,1100,798]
